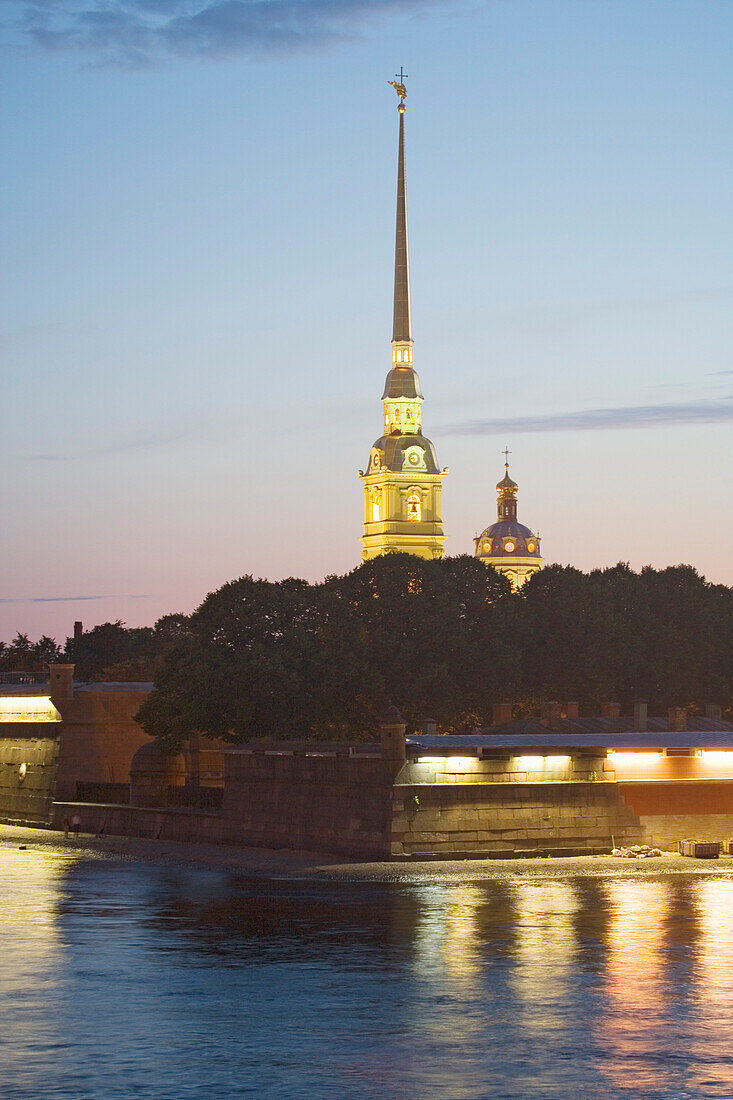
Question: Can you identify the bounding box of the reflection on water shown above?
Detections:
[4,844,733,1099]
[691,880,733,1097]
[601,880,677,1093]
[511,881,578,1034]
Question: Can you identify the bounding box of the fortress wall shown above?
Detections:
[0,732,60,825]
[619,781,733,851]
[51,752,646,861]
[54,689,151,801]
[389,780,643,859]
[219,750,397,859]
[49,750,733,861]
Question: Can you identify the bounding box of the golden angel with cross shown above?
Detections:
[389,68,408,100]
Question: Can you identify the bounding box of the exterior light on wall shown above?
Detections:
[701,751,733,763]
[517,755,571,768]
[0,696,61,722]
[18,763,26,782]
[417,756,444,764]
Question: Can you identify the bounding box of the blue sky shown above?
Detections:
[1,0,731,642]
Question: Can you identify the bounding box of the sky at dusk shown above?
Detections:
[2,0,732,643]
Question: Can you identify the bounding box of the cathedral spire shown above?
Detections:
[390,74,411,345]
[359,76,446,564]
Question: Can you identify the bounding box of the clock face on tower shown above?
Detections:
[409,452,419,464]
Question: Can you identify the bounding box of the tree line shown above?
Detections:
[139,556,732,749]
[4,556,731,746]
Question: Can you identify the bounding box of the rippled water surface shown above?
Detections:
[3,839,733,1099]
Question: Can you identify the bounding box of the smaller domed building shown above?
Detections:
[474,454,542,591]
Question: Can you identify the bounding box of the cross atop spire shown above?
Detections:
[503,446,512,469]
[391,74,412,345]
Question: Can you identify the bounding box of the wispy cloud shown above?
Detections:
[28,424,198,462]
[441,400,733,436]
[6,0,441,66]
[0,594,150,604]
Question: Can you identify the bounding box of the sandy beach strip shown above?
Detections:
[4,822,733,882]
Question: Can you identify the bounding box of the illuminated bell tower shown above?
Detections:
[359,76,447,561]
[474,450,542,590]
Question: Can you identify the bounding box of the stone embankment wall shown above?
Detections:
[51,746,645,860]
[220,749,397,859]
[52,800,218,842]
[0,733,59,824]
[619,781,733,850]
[52,734,733,861]
[56,748,400,859]
[390,779,643,859]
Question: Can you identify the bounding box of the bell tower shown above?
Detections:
[474,450,543,591]
[359,76,447,561]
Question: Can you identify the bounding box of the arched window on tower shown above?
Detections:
[371,493,380,523]
[406,408,412,423]
[407,493,422,522]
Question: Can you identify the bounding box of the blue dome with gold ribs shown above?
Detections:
[474,457,542,565]
[476,520,541,558]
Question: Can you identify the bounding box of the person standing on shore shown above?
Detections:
[70,814,81,838]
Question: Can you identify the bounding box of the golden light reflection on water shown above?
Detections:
[0,842,68,1051]
[688,879,733,1097]
[600,879,679,1094]
[510,881,579,1033]
[413,884,484,985]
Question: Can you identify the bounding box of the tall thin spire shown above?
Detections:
[391,78,412,345]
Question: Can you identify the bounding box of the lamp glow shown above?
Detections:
[0,696,61,722]
[517,755,571,768]
[445,756,479,769]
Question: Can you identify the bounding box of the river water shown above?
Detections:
[3,837,733,1099]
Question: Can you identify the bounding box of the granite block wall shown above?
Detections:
[390,780,643,859]
[0,733,59,824]
[220,750,397,858]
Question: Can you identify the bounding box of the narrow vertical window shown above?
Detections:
[372,493,380,522]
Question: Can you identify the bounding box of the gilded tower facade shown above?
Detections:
[359,82,447,561]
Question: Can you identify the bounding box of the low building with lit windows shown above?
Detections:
[474,456,542,590]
